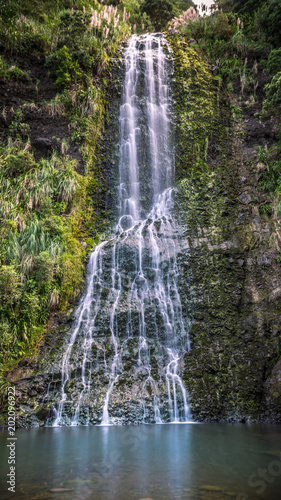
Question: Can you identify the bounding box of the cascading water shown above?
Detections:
[50,34,192,426]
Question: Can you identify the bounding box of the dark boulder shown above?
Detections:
[33,137,53,153]
[36,405,50,421]
[18,358,29,367]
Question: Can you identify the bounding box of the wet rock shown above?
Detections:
[28,389,38,397]
[269,286,281,301]
[33,137,53,152]
[239,192,252,204]
[36,405,50,421]
[18,358,29,367]
[168,28,178,35]
[200,485,224,492]
[245,121,274,143]
[9,366,34,383]
[257,255,271,266]
[219,241,233,250]
[120,215,134,230]
[135,275,146,286]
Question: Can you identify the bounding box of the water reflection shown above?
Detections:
[0,424,280,499]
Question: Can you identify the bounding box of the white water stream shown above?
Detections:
[52,34,192,426]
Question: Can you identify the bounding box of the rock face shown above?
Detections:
[263,359,281,421]
[33,211,191,426]
[169,36,281,423]
[8,34,192,428]
[5,37,281,427]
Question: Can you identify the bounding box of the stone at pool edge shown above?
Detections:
[49,488,74,492]
[199,485,224,492]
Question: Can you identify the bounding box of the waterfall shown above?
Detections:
[51,34,192,427]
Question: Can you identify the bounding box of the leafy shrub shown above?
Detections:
[46,45,81,87]
[0,56,30,82]
[0,143,90,363]
[261,0,281,45]
[141,0,175,31]
[1,16,52,55]
[0,0,22,20]
[4,150,36,176]
[58,9,91,44]
[230,0,265,13]
[220,55,243,83]
[8,65,30,81]
[0,265,22,308]
[263,72,281,115]
[0,55,9,80]
[267,48,281,74]
[214,13,234,41]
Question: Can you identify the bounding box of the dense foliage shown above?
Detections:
[0,145,86,361]
[0,0,131,376]
[0,0,198,384]
[141,0,175,31]
[0,0,280,389]
[169,0,281,226]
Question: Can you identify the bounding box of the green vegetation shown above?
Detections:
[169,37,218,177]
[0,0,202,378]
[0,0,280,420]
[267,47,281,74]
[263,73,281,115]
[256,136,281,217]
[141,0,175,31]
[0,0,132,376]
[0,142,91,364]
[46,46,82,87]
[169,1,280,92]
[168,0,281,421]
[168,0,281,223]
[0,55,30,82]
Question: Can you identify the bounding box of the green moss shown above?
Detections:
[234,225,257,251]
[168,38,219,178]
[169,37,277,422]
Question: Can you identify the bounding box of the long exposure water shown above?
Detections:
[1,34,281,500]
[50,33,192,426]
[1,425,281,499]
